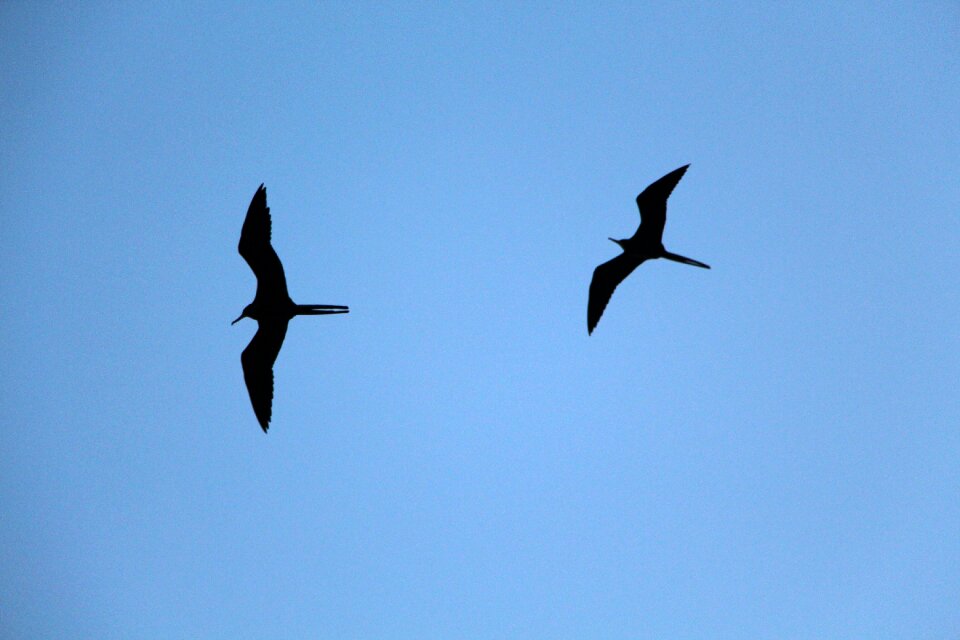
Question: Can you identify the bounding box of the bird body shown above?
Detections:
[233,184,349,432]
[237,298,331,323]
[587,165,709,334]
[609,235,662,257]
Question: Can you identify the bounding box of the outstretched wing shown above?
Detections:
[588,252,643,334]
[634,164,689,244]
[239,184,290,305]
[240,318,290,432]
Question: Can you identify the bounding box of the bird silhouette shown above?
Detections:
[587,164,709,335]
[233,184,349,432]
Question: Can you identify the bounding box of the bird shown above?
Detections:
[587,164,709,335]
[232,184,349,432]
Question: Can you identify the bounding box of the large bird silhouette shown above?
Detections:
[587,164,709,335]
[233,184,349,432]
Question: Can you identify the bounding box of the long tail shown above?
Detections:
[295,304,350,315]
[662,251,710,269]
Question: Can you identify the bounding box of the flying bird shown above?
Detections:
[587,164,709,334]
[233,184,349,432]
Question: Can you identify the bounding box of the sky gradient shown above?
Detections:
[2,2,959,638]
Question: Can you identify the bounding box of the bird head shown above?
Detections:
[608,237,627,249]
[231,304,253,325]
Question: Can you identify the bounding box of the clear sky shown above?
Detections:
[2,2,958,638]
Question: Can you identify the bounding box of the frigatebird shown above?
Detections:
[232,184,349,432]
[587,164,709,335]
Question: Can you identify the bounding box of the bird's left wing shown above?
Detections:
[240,318,290,432]
[634,164,689,243]
[588,252,643,334]
[239,184,290,305]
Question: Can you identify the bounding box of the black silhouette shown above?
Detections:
[587,165,709,334]
[233,184,349,432]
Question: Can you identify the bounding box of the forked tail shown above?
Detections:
[295,304,350,315]
[662,251,710,269]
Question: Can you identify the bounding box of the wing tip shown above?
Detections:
[254,402,272,433]
[247,184,268,210]
[636,163,691,205]
[667,163,691,180]
[587,307,603,335]
[586,292,605,336]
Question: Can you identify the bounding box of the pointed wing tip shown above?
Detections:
[247,184,268,209]
[253,394,273,433]
[587,311,602,334]
[252,400,273,433]
[636,164,691,207]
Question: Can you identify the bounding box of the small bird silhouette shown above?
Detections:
[587,164,709,334]
[233,184,349,432]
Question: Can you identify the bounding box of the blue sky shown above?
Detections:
[2,2,958,637]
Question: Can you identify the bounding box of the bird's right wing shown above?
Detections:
[240,319,290,432]
[239,184,290,305]
[588,252,643,334]
[634,164,689,242]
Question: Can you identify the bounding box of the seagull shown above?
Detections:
[587,164,709,335]
[232,184,349,432]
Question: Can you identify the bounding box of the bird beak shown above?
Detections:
[231,314,244,325]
